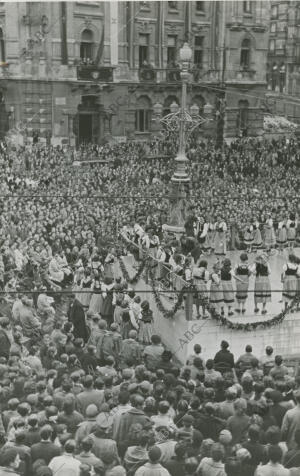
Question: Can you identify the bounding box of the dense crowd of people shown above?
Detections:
[0,136,299,475]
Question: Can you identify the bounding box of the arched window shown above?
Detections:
[237,99,249,136]
[0,29,5,63]
[80,29,94,64]
[135,96,152,132]
[240,38,251,69]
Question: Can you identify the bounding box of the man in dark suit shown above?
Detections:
[0,317,12,359]
[30,425,61,465]
[67,294,89,343]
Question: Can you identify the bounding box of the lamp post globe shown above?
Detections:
[170,102,179,114]
[203,102,213,115]
[179,43,193,62]
[153,102,163,117]
[190,103,200,117]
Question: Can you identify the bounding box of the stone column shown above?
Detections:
[68,111,76,146]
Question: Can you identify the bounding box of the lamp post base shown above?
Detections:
[162,180,190,239]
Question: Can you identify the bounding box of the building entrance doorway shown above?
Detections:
[75,95,101,145]
[79,114,93,143]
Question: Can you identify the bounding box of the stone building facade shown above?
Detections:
[0,1,269,145]
[266,1,300,124]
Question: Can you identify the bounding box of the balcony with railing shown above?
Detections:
[77,64,114,82]
[136,66,221,84]
[224,68,258,83]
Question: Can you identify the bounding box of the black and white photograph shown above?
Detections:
[0,0,299,475]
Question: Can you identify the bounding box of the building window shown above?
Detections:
[194,36,204,67]
[277,21,287,31]
[0,29,5,63]
[196,1,204,12]
[271,5,278,19]
[167,35,177,65]
[243,1,252,13]
[139,34,149,67]
[269,39,275,53]
[168,1,178,9]
[271,63,278,90]
[237,99,249,135]
[240,38,251,69]
[279,63,286,92]
[270,22,277,34]
[276,39,286,53]
[135,110,150,132]
[80,29,94,64]
[135,96,151,132]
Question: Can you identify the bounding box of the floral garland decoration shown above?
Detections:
[118,256,148,284]
[206,297,297,331]
[148,264,187,319]
[117,234,298,328]
[118,251,186,319]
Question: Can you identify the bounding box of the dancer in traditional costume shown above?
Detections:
[196,216,209,250]
[282,254,300,311]
[277,217,287,254]
[103,248,115,280]
[99,277,115,325]
[138,300,154,345]
[295,255,300,312]
[192,259,209,319]
[209,262,223,315]
[80,269,93,309]
[287,213,297,251]
[214,217,227,257]
[244,224,254,253]
[204,218,216,255]
[234,253,251,314]
[220,259,235,316]
[252,253,271,314]
[264,215,276,253]
[88,276,102,315]
[252,220,262,252]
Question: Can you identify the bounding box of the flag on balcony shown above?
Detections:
[95,26,104,65]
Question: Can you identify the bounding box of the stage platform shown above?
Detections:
[117,249,300,364]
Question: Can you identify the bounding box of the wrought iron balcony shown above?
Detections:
[77,65,114,82]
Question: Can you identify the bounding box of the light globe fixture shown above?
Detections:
[153,102,163,117]
[170,102,179,113]
[179,42,193,62]
[203,102,213,115]
[190,103,200,117]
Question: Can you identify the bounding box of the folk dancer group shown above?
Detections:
[243,213,298,254]
[122,219,300,319]
[189,213,298,256]
[192,252,300,319]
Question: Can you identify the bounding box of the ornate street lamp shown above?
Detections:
[158,43,212,234]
